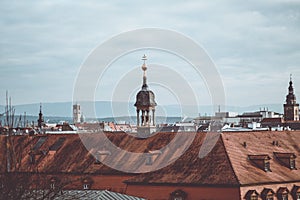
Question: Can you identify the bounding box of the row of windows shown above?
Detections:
[49,177,92,190]
[248,152,297,172]
[245,186,300,200]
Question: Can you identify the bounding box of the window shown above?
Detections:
[245,190,259,200]
[277,187,289,200]
[248,155,271,172]
[261,188,275,200]
[49,177,59,191]
[291,185,300,200]
[83,184,89,190]
[266,194,274,200]
[29,153,35,164]
[264,160,271,172]
[82,177,93,190]
[174,197,183,200]
[282,194,288,200]
[50,183,55,190]
[251,196,258,200]
[170,190,187,200]
[290,159,296,169]
[274,152,297,170]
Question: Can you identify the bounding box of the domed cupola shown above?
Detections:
[134,55,157,127]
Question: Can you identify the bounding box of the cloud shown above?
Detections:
[0,0,299,109]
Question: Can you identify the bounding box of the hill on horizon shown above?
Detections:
[0,101,284,118]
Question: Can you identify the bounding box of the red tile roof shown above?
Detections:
[1,130,300,187]
[222,131,300,185]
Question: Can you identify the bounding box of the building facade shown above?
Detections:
[1,130,300,200]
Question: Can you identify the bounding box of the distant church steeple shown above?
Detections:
[284,74,299,121]
[134,55,157,127]
[37,103,44,128]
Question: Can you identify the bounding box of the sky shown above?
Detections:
[1,0,300,108]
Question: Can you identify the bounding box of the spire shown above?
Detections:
[39,103,42,115]
[38,102,44,129]
[286,74,296,105]
[289,74,294,94]
[141,54,148,90]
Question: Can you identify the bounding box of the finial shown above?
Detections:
[290,73,292,82]
[142,54,147,72]
[141,55,148,90]
[142,54,147,63]
[40,102,42,112]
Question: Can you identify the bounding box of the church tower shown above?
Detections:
[73,103,81,124]
[134,55,157,136]
[284,75,299,121]
[37,103,44,129]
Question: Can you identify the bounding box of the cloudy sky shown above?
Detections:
[1,0,300,108]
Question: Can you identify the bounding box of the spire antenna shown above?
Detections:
[141,55,148,90]
[290,73,292,82]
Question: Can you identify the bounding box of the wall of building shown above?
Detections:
[126,185,240,200]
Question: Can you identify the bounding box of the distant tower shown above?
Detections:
[80,112,85,123]
[37,103,44,128]
[73,103,81,124]
[284,74,299,121]
[134,55,157,129]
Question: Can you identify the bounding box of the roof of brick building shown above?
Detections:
[1,130,299,187]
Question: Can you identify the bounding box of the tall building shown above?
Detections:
[73,103,81,124]
[134,55,157,136]
[284,75,299,121]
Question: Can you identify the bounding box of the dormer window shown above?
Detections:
[145,150,162,166]
[274,152,297,170]
[265,160,270,172]
[49,177,59,191]
[50,183,55,190]
[82,177,93,190]
[94,150,111,164]
[29,153,35,164]
[244,190,259,200]
[291,158,296,169]
[170,189,187,200]
[261,188,275,200]
[248,155,271,172]
[277,187,289,200]
[291,185,300,200]
[83,184,89,190]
